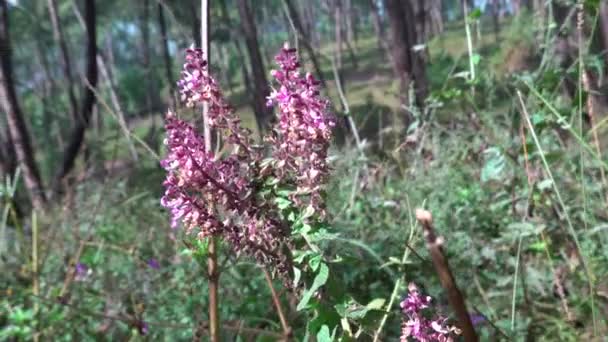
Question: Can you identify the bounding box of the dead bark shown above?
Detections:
[237,0,272,133]
[47,0,80,124]
[54,0,98,186]
[0,0,47,209]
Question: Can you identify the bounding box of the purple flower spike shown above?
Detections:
[400,283,461,342]
[267,43,335,218]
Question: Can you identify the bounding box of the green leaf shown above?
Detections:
[316,325,332,342]
[297,263,329,311]
[481,147,507,183]
[471,53,481,65]
[293,267,302,288]
[309,254,322,272]
[468,8,482,20]
[365,298,386,311]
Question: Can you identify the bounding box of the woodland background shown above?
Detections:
[2,0,608,340]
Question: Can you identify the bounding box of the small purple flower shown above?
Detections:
[400,283,460,342]
[74,262,90,282]
[469,313,486,326]
[137,320,149,335]
[147,258,160,270]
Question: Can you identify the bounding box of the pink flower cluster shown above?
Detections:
[400,283,460,342]
[266,44,335,217]
[178,47,257,159]
[162,48,293,273]
[161,45,334,278]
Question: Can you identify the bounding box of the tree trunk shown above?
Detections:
[158,2,176,108]
[236,0,272,133]
[344,0,356,51]
[140,0,155,116]
[283,0,327,87]
[0,0,47,210]
[334,0,344,69]
[47,0,80,125]
[384,0,428,110]
[0,124,16,181]
[369,0,391,60]
[190,0,201,47]
[600,0,608,66]
[491,0,500,43]
[218,0,252,95]
[54,0,98,186]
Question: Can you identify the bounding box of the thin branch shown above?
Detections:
[263,268,292,339]
[415,209,478,342]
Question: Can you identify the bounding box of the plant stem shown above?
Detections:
[32,211,39,342]
[415,209,478,342]
[200,1,219,341]
[263,268,291,339]
[517,90,596,334]
[207,237,219,341]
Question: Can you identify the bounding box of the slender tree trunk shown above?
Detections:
[0,0,47,210]
[334,0,344,69]
[190,0,201,47]
[140,0,155,115]
[600,0,608,66]
[369,0,391,59]
[54,0,98,186]
[0,124,16,181]
[237,0,272,133]
[283,0,327,87]
[344,0,356,51]
[218,0,252,94]
[158,3,176,108]
[383,0,428,110]
[47,0,80,125]
[491,0,500,43]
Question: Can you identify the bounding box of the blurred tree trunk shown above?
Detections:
[383,0,428,110]
[47,0,80,125]
[237,0,272,133]
[283,0,327,87]
[158,3,176,107]
[600,0,608,66]
[218,0,252,95]
[300,1,318,47]
[190,0,201,47]
[54,0,98,186]
[334,0,343,68]
[0,125,16,181]
[140,0,155,115]
[0,0,47,209]
[490,0,501,43]
[369,0,391,60]
[333,0,358,70]
[344,0,357,51]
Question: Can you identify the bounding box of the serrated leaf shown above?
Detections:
[297,263,329,311]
